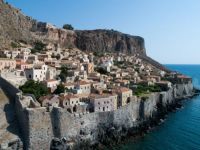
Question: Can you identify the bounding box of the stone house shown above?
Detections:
[155,81,172,91]
[0,58,16,72]
[110,72,121,78]
[45,59,60,68]
[59,94,80,108]
[46,66,57,80]
[24,64,48,81]
[112,87,133,108]
[44,79,60,93]
[26,55,39,64]
[115,79,130,86]
[16,60,32,71]
[38,95,60,107]
[79,71,88,80]
[82,63,94,74]
[176,75,192,84]
[59,94,90,113]
[0,50,20,59]
[74,81,91,94]
[38,54,50,62]
[89,93,118,112]
[91,81,107,90]
[64,82,75,91]
[120,71,129,77]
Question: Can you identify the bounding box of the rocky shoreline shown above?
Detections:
[50,90,200,150]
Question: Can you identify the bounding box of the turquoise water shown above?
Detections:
[120,65,200,150]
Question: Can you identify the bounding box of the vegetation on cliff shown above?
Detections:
[63,24,74,30]
[133,84,161,96]
[31,41,47,54]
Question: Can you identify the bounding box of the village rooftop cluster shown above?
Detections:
[0,42,192,114]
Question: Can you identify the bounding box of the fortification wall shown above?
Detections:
[3,79,194,149]
[27,108,53,150]
[0,76,20,101]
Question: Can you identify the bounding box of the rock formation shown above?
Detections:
[75,29,146,55]
[0,1,145,56]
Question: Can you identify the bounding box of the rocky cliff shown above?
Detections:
[0,0,34,49]
[75,29,146,55]
[0,1,146,55]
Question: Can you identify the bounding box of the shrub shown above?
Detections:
[31,41,46,53]
[19,80,49,99]
[63,24,74,30]
[59,66,69,82]
[54,84,65,94]
[94,67,109,75]
[11,42,19,48]
[34,41,46,51]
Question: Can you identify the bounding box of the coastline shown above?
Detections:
[72,91,200,150]
[50,84,198,150]
[0,75,197,150]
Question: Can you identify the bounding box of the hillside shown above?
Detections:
[0,1,145,55]
[0,0,171,72]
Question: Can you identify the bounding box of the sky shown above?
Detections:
[5,0,200,64]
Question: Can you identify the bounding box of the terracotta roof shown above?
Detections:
[16,61,29,65]
[64,82,75,87]
[112,87,132,93]
[177,75,191,79]
[46,79,58,83]
[75,93,90,98]
[59,94,78,101]
[76,80,90,85]
[89,93,116,99]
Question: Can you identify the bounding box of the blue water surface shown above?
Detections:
[120,65,200,150]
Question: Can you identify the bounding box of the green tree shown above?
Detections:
[63,24,74,30]
[19,80,49,99]
[54,84,65,94]
[59,65,69,82]
[95,67,108,75]
[31,41,46,53]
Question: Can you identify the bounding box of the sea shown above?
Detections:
[119,65,200,150]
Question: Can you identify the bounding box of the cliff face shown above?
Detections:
[75,30,146,55]
[0,0,34,48]
[0,1,77,49]
[0,1,146,55]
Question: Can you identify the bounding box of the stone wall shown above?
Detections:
[0,78,193,149]
[22,83,194,149]
[0,76,20,101]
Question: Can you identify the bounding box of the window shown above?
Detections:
[103,107,105,111]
